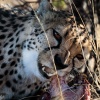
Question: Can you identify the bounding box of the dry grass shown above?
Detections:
[0,0,40,9]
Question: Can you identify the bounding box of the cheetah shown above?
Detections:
[38,1,100,99]
[0,0,72,99]
[0,0,98,99]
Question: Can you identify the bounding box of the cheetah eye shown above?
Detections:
[52,28,62,41]
[76,54,84,60]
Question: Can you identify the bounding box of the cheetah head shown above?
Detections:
[35,0,93,80]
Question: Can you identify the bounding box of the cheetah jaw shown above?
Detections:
[42,67,57,77]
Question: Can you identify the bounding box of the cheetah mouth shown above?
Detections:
[42,66,57,77]
[38,54,69,79]
[38,63,57,79]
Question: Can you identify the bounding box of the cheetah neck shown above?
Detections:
[22,48,47,82]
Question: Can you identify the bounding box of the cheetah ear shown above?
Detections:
[37,0,52,16]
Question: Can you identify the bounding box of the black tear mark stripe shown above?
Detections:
[44,28,62,51]
[52,28,62,48]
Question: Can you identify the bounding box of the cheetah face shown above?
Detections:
[37,20,94,79]
[37,28,69,79]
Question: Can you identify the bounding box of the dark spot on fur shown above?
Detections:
[40,82,42,84]
[4,43,8,47]
[18,17,24,20]
[16,30,20,36]
[8,49,13,55]
[8,58,11,61]
[17,58,20,62]
[12,87,16,92]
[35,34,39,36]
[4,70,8,75]
[14,70,18,74]
[0,81,3,85]
[9,70,14,75]
[22,18,28,22]
[10,18,15,22]
[6,24,11,27]
[13,24,19,29]
[10,44,14,48]
[20,28,25,32]
[18,75,22,80]
[41,31,44,34]
[7,33,13,38]
[9,38,14,42]
[15,64,17,67]
[31,38,34,40]
[27,85,31,88]
[0,34,6,39]
[10,61,16,66]
[13,52,17,56]
[19,90,25,95]
[0,75,3,79]
[16,38,19,43]
[0,26,4,30]
[19,24,24,27]
[34,29,37,32]
[13,79,18,84]
[2,11,10,17]
[2,29,8,32]
[11,21,15,25]
[6,81,11,88]
[0,20,6,24]
[34,82,37,86]
[83,37,87,43]
[35,86,39,90]
[13,28,18,32]
[16,44,20,48]
[18,53,21,57]
[1,63,6,68]
[0,55,4,60]
[29,41,31,44]
[24,45,26,48]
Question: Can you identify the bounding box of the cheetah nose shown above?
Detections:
[54,54,68,70]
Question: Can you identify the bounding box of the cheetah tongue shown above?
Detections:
[42,67,57,77]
